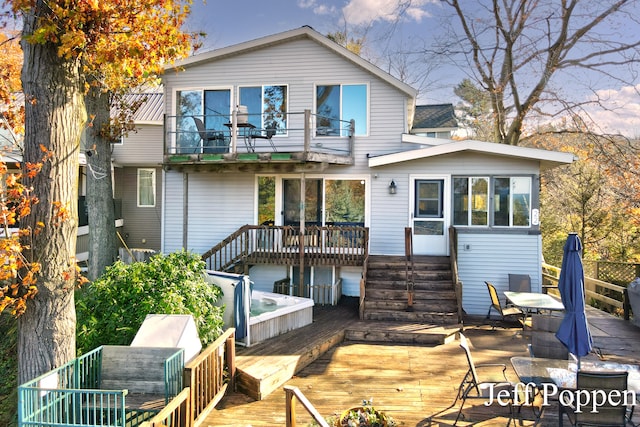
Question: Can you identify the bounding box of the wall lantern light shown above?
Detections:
[388,179,397,194]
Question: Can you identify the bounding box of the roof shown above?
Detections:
[369,137,577,171]
[113,89,164,124]
[412,104,458,131]
[169,26,418,99]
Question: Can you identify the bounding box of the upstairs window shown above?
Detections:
[316,84,367,136]
[176,89,231,150]
[239,85,288,134]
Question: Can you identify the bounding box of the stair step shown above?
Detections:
[363,310,459,323]
[365,279,454,290]
[365,288,456,301]
[364,300,458,312]
[345,321,460,345]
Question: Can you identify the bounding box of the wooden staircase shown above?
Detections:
[345,255,461,345]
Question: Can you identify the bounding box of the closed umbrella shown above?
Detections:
[556,233,593,366]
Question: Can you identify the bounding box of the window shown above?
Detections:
[137,169,156,207]
[453,177,489,226]
[453,176,532,227]
[176,89,231,152]
[494,177,531,227]
[316,84,367,136]
[239,85,287,133]
[415,180,443,218]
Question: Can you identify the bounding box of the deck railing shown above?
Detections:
[164,110,354,158]
[140,328,236,427]
[284,385,329,427]
[542,263,632,319]
[202,224,369,272]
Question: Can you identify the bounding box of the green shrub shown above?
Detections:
[76,250,224,355]
[0,313,17,427]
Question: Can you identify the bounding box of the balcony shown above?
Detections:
[163,110,354,171]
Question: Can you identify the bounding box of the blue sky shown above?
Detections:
[186,0,640,137]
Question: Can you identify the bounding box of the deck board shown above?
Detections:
[209,304,640,426]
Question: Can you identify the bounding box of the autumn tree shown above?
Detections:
[3,0,195,383]
[437,0,640,146]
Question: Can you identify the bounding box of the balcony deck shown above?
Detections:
[164,111,354,171]
[207,303,640,426]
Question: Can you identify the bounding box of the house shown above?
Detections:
[113,26,575,318]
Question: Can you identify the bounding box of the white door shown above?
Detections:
[410,176,450,255]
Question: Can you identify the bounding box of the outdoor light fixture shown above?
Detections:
[388,179,397,194]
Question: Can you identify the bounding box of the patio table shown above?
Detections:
[511,356,640,426]
[504,291,564,324]
[511,356,640,391]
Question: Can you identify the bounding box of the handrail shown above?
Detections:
[284,385,330,427]
[201,224,369,273]
[164,110,354,158]
[449,226,463,325]
[139,387,191,427]
[183,328,236,426]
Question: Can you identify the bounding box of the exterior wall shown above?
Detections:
[368,152,542,256]
[162,38,412,172]
[114,166,163,251]
[457,233,543,316]
[112,123,163,166]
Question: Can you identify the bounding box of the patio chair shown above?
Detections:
[486,281,525,324]
[559,371,631,426]
[508,274,531,292]
[193,117,227,153]
[250,121,277,151]
[452,333,516,426]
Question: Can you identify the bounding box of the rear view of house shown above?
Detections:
[113,26,574,323]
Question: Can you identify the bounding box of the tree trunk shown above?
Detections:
[85,87,118,280]
[18,8,86,384]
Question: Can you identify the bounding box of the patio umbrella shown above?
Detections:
[555,233,593,366]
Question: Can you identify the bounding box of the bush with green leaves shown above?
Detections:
[76,250,224,355]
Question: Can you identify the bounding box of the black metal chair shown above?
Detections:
[559,370,632,426]
[250,121,277,151]
[193,117,227,153]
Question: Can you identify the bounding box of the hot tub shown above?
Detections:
[249,290,314,345]
[204,270,314,346]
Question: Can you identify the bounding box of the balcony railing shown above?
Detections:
[164,110,354,163]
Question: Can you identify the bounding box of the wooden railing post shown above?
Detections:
[284,385,329,427]
[624,288,631,321]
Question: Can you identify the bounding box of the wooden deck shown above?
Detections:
[207,303,640,426]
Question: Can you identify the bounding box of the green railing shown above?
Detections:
[18,346,184,427]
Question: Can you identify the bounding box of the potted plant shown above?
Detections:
[325,399,396,427]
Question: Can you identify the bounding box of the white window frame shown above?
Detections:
[137,168,156,207]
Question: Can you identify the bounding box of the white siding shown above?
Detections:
[185,172,255,253]
[457,233,543,316]
[162,171,185,253]
[162,39,411,173]
[368,152,541,255]
[112,124,163,166]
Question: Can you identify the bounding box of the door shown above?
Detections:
[411,177,449,255]
[282,178,322,226]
